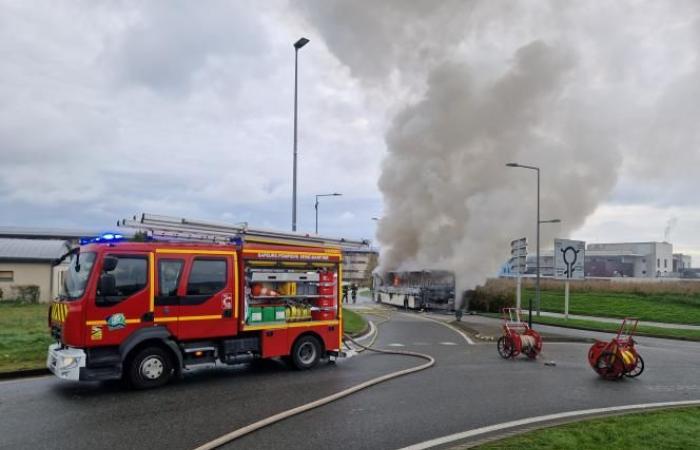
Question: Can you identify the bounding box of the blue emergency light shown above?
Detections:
[80,233,125,245]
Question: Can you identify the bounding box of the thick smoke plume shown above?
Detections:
[300,1,700,298]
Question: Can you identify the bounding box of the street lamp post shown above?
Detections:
[506,162,560,328]
[314,193,342,234]
[292,37,310,232]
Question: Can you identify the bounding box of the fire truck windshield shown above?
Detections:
[61,252,96,300]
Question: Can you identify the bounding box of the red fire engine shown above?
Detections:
[47,214,367,389]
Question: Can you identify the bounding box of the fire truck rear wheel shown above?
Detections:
[291,335,322,370]
[127,346,173,389]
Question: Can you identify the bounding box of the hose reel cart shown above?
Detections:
[497,308,543,359]
[588,317,644,380]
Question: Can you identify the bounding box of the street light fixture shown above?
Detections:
[315,193,342,234]
[292,37,310,231]
[506,162,561,328]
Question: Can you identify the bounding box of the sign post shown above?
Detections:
[554,239,585,319]
[510,237,528,317]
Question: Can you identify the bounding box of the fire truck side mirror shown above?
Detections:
[97,274,117,299]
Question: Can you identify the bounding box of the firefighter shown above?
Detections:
[350,283,358,304]
[342,284,349,303]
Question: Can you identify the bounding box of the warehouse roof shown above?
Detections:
[0,238,71,262]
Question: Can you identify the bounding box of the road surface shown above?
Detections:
[1,306,698,450]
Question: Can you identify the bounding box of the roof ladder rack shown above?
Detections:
[118,213,371,249]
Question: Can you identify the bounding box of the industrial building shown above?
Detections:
[521,241,688,279]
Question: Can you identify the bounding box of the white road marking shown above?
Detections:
[387,343,405,347]
[439,342,457,346]
[406,313,476,345]
[398,399,700,450]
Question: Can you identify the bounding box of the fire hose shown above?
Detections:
[193,318,435,450]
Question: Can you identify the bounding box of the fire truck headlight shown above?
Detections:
[59,356,79,370]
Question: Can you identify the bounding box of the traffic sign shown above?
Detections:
[554,239,585,279]
[509,237,528,274]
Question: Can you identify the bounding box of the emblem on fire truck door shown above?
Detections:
[106,313,126,330]
[91,326,103,341]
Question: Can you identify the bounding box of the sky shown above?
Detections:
[2,1,700,272]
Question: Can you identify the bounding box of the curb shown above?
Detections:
[0,368,49,380]
[532,320,700,342]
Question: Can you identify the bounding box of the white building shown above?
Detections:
[586,242,673,278]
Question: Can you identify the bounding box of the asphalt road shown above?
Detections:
[1,306,699,450]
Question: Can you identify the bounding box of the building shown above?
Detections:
[342,248,379,287]
[586,242,673,278]
[0,238,71,303]
[673,253,692,272]
[519,241,678,279]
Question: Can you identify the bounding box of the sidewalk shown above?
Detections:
[538,311,700,330]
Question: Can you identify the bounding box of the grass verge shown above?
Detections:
[0,302,52,373]
[532,288,700,325]
[342,309,368,336]
[476,407,700,449]
[531,315,700,341]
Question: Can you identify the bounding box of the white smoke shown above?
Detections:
[299,1,700,298]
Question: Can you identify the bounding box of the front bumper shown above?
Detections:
[47,344,86,381]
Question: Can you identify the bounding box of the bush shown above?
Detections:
[0,287,3,300]
[467,280,515,312]
[10,285,40,304]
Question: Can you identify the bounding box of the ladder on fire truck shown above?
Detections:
[118,213,371,249]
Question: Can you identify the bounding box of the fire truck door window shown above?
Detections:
[183,258,227,305]
[157,259,184,303]
[97,255,148,307]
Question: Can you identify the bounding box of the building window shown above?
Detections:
[0,271,13,282]
[664,259,668,268]
[657,258,660,268]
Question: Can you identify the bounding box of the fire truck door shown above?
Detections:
[154,256,184,335]
[86,252,150,346]
[178,255,236,340]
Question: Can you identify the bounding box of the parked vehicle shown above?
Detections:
[47,214,368,389]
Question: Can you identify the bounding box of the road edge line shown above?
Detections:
[397,399,700,450]
[408,313,475,345]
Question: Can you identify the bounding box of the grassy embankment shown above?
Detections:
[0,302,52,373]
[476,407,700,449]
[0,301,368,373]
[342,308,368,336]
[472,279,700,340]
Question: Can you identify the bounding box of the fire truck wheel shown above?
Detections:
[291,335,322,370]
[127,346,173,389]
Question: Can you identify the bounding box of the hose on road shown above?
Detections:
[193,317,435,450]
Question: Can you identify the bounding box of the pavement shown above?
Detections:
[537,311,700,330]
[1,300,699,450]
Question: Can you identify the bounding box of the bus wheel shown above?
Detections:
[291,335,321,370]
[127,346,173,389]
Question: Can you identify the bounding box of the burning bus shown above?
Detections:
[373,270,455,311]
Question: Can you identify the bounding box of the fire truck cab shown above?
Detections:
[48,229,346,389]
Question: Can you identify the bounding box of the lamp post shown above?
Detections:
[506,162,561,327]
[292,37,310,232]
[314,193,342,234]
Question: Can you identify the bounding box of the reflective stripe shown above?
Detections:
[243,320,339,331]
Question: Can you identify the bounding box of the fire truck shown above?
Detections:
[47,214,368,389]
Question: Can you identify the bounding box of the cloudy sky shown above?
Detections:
[2,1,700,272]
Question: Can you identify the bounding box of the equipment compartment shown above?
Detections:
[245,267,338,326]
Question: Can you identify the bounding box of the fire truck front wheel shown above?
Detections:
[127,346,173,389]
[291,335,322,370]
